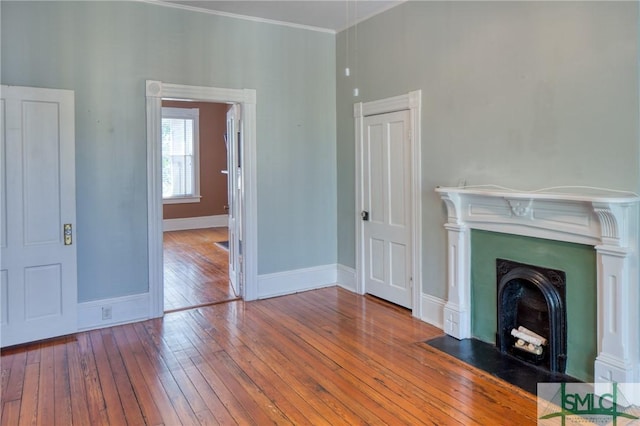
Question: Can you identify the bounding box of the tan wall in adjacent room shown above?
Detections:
[162,101,228,219]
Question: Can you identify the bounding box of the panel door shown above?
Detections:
[1,85,77,347]
[226,105,242,297]
[362,110,412,308]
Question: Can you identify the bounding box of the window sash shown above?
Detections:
[161,107,200,201]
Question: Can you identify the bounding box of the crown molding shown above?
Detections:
[136,0,337,34]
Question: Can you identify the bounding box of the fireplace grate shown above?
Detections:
[496,259,567,373]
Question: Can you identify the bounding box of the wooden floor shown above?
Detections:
[163,228,237,312]
[0,287,537,425]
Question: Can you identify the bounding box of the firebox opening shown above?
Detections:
[496,259,567,374]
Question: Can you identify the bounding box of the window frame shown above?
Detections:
[161,107,201,204]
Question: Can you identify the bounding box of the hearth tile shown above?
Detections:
[425,335,580,395]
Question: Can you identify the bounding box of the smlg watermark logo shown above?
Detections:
[538,383,640,425]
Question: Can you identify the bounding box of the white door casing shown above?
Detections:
[355,91,422,316]
[1,85,77,347]
[226,104,242,296]
[146,81,258,318]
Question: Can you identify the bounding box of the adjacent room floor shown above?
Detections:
[163,227,238,312]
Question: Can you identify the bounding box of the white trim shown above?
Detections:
[257,265,337,299]
[78,293,150,331]
[137,0,336,34]
[354,90,423,319]
[147,80,258,320]
[421,294,446,330]
[163,196,202,205]
[336,264,357,292]
[163,214,228,232]
[435,186,640,383]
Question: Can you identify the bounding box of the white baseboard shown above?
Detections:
[257,264,338,299]
[336,264,356,292]
[163,214,228,232]
[78,293,151,331]
[421,293,446,330]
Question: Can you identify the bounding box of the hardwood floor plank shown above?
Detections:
[109,326,165,426]
[132,322,202,425]
[25,344,41,365]
[174,354,237,425]
[288,290,512,424]
[252,298,456,425]
[76,333,111,426]
[17,362,39,425]
[219,343,329,426]
[1,400,20,426]
[52,342,72,426]
[1,287,539,425]
[66,336,92,426]
[99,329,147,425]
[88,330,128,425]
[181,309,329,425]
[35,344,55,426]
[120,325,183,426]
[3,350,26,402]
[1,352,14,402]
[190,354,257,425]
[199,306,370,425]
[191,307,355,424]
[254,300,429,424]
[206,349,291,425]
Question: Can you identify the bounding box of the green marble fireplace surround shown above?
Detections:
[435,185,639,386]
[470,229,597,381]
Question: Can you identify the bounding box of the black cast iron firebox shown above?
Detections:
[496,259,567,373]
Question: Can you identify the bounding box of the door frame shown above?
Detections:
[146,80,258,318]
[354,90,422,318]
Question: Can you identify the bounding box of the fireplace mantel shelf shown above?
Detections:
[436,184,639,384]
[436,185,639,204]
[435,185,638,248]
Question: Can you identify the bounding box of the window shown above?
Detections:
[161,107,200,203]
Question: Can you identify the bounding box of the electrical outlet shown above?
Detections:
[102,306,112,320]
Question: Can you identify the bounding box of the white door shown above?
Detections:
[226,105,242,297]
[1,85,77,347]
[361,110,412,308]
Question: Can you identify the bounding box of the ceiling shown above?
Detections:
[157,0,404,32]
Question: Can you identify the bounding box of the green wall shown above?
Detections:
[470,230,596,381]
[336,1,639,299]
[1,1,337,301]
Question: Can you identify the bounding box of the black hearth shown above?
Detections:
[496,259,567,373]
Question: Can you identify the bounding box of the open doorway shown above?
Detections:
[161,100,237,312]
[146,80,258,319]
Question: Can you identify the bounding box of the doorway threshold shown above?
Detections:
[164,297,242,315]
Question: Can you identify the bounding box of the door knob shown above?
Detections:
[361,211,369,221]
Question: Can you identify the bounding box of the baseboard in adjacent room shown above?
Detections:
[163,214,228,232]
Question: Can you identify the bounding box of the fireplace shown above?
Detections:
[496,259,567,373]
[435,185,639,383]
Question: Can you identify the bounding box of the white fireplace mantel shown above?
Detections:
[435,185,640,383]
